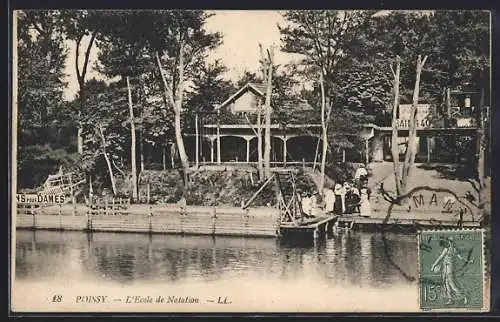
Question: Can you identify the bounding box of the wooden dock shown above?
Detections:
[334,215,481,232]
[279,215,338,242]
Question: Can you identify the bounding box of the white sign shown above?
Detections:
[396,104,431,129]
[16,194,66,204]
[456,117,475,128]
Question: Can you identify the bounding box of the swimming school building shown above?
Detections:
[180,83,485,168]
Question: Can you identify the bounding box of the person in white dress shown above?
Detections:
[300,193,312,218]
[310,191,318,217]
[323,187,335,214]
[359,188,371,217]
[354,166,368,189]
[333,184,345,215]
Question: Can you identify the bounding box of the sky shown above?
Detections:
[63,10,299,101]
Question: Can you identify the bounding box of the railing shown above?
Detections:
[86,197,131,215]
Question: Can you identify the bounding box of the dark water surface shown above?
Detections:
[15,229,417,287]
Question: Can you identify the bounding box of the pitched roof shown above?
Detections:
[216,82,266,110]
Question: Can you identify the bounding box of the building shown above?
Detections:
[185,82,334,167]
[367,90,482,163]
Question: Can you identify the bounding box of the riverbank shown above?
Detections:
[15,201,482,239]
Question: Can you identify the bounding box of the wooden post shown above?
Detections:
[147,183,150,204]
[427,137,431,163]
[69,174,75,215]
[59,204,62,230]
[365,139,369,165]
[446,87,451,118]
[170,142,175,169]
[283,138,287,167]
[162,145,166,170]
[212,207,217,236]
[217,111,221,164]
[342,149,346,163]
[210,139,214,163]
[195,113,199,167]
[148,205,153,233]
[246,138,250,163]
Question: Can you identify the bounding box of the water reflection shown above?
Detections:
[15,230,417,289]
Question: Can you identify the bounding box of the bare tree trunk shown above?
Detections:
[75,33,97,155]
[162,144,166,171]
[174,107,189,184]
[155,49,189,188]
[390,56,403,197]
[257,101,264,181]
[401,55,427,193]
[476,76,486,218]
[319,72,327,192]
[140,130,145,172]
[126,76,138,202]
[262,46,274,179]
[77,128,83,154]
[98,126,117,196]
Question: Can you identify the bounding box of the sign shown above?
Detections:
[456,117,475,128]
[16,194,66,204]
[396,104,431,129]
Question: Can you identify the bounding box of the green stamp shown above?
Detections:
[418,229,484,311]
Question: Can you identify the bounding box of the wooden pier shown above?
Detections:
[279,215,338,242]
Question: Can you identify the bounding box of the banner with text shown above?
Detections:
[397,104,431,129]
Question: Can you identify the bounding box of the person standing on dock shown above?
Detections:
[310,191,318,217]
[359,188,371,217]
[333,184,345,215]
[323,186,335,215]
[300,192,312,219]
[354,165,368,189]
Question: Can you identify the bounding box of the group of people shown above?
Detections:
[298,165,372,218]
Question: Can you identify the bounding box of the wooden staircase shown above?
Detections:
[38,170,86,204]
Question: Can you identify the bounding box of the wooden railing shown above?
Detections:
[86,197,131,215]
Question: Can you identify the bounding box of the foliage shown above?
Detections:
[279,10,376,159]
[16,10,74,189]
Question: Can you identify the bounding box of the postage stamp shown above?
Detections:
[418,229,486,311]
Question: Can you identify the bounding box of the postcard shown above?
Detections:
[11,9,491,313]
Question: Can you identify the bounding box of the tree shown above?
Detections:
[389,55,428,199]
[152,10,222,188]
[79,79,129,195]
[279,10,373,190]
[59,10,104,155]
[186,60,234,114]
[16,10,71,189]
[96,22,153,201]
[259,44,275,179]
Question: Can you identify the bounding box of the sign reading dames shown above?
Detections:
[397,104,432,129]
[16,194,66,204]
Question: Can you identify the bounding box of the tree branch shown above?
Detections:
[155,51,176,109]
[111,158,126,177]
[80,32,97,87]
[75,34,83,87]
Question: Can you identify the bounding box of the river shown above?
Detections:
[12,229,420,312]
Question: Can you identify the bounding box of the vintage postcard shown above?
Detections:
[10,9,492,313]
